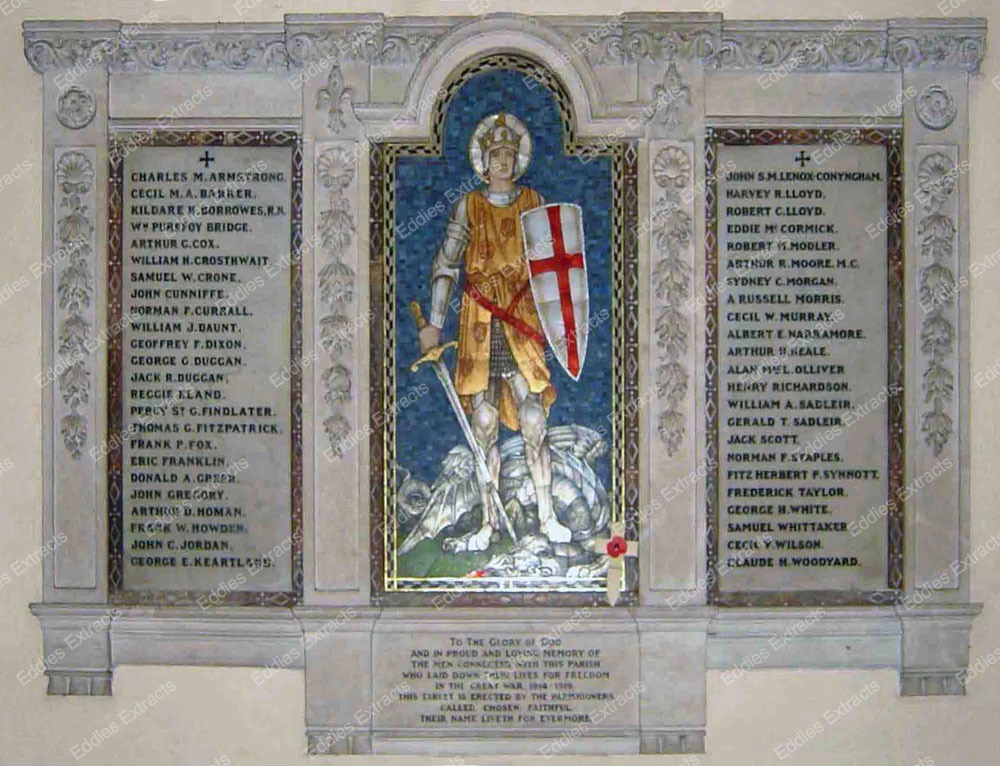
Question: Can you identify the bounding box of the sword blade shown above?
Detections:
[427,358,518,544]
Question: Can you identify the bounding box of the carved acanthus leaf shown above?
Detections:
[713,30,887,71]
[890,30,986,72]
[573,24,717,65]
[54,148,96,459]
[650,145,694,456]
[916,150,959,456]
[316,147,358,458]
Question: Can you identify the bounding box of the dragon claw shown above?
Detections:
[443,525,493,553]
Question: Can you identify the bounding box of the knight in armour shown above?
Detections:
[417,112,572,552]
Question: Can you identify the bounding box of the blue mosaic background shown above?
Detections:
[394,68,613,487]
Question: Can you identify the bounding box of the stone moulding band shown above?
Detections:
[28,602,983,693]
[22,16,988,75]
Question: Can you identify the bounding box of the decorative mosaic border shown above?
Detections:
[106,129,304,606]
[370,54,640,606]
[704,126,905,607]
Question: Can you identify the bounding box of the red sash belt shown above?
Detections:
[463,280,545,347]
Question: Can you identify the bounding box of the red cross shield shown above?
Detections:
[520,203,589,380]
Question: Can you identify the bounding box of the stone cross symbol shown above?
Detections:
[794,150,811,168]
[199,150,216,169]
[593,520,637,606]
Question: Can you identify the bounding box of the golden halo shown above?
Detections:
[468,112,532,183]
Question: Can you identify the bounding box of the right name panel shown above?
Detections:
[705,127,904,606]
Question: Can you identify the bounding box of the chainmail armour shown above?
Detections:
[488,316,518,379]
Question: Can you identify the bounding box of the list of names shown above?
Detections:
[715,143,892,593]
[120,145,296,594]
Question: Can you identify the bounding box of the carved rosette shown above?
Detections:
[315,146,357,457]
[915,148,959,456]
[56,86,96,130]
[53,149,96,458]
[650,144,694,456]
[916,84,957,131]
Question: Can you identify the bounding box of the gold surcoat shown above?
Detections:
[454,188,555,431]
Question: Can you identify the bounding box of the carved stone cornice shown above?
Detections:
[285,14,451,67]
[714,20,888,71]
[24,20,288,74]
[713,18,987,73]
[23,15,988,75]
[23,20,120,74]
[285,14,387,67]
[888,18,987,72]
[111,25,288,73]
[549,13,719,66]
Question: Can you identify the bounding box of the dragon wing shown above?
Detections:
[397,446,479,555]
[395,466,431,523]
[546,424,609,465]
[552,447,610,538]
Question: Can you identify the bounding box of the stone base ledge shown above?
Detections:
[29,602,981,698]
[356,730,704,756]
[900,671,966,696]
[306,729,372,756]
[640,729,706,754]
[111,606,304,668]
[45,670,112,696]
[371,730,639,756]
[708,606,902,670]
[30,604,115,696]
[898,603,982,696]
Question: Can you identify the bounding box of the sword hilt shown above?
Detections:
[410,341,457,373]
[409,301,427,330]
[409,301,456,371]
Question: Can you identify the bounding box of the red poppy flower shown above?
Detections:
[606,536,628,558]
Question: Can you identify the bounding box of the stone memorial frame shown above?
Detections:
[105,127,306,607]
[704,126,907,607]
[368,50,641,606]
[22,11,986,753]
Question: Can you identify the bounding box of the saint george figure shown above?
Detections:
[418,112,573,553]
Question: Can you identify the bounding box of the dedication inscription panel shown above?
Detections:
[108,133,302,602]
[372,624,639,737]
[706,129,903,603]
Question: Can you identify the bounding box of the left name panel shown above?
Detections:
[107,134,302,604]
